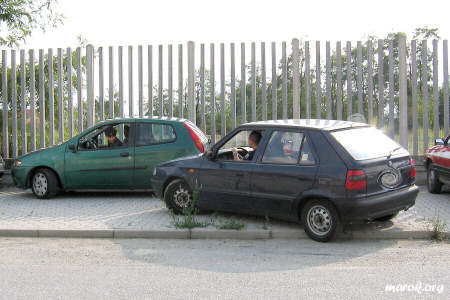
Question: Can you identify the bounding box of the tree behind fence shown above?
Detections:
[0,37,449,159]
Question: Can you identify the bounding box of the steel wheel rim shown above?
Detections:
[307,205,332,236]
[173,186,191,208]
[33,173,48,196]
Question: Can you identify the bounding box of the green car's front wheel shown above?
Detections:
[31,168,59,199]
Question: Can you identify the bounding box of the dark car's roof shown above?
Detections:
[241,119,368,131]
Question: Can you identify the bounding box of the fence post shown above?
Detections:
[11,50,17,158]
[1,51,8,158]
[292,38,300,118]
[188,41,195,124]
[444,40,449,135]
[398,36,408,149]
[48,48,54,145]
[86,45,95,128]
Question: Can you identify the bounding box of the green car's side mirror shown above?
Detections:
[68,144,77,153]
[435,138,445,146]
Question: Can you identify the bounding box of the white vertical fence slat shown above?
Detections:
[138,45,143,118]
[388,40,395,139]
[128,45,134,117]
[336,42,343,120]
[377,40,384,129]
[39,49,46,148]
[271,42,277,120]
[119,46,124,118]
[20,50,26,155]
[240,43,246,124]
[178,44,183,118]
[356,41,363,115]
[398,36,408,149]
[367,40,374,125]
[1,51,7,157]
[422,40,429,152]
[444,40,449,135]
[109,46,114,119]
[48,48,54,145]
[325,41,332,119]
[158,45,163,116]
[411,40,419,156]
[432,40,439,140]
[187,41,195,124]
[11,50,17,158]
[29,49,36,151]
[346,42,352,118]
[261,42,267,121]
[147,45,153,118]
[220,43,226,136]
[305,41,311,119]
[67,47,73,138]
[282,41,287,119]
[98,47,104,121]
[168,44,173,118]
[210,43,216,143]
[230,43,236,129]
[57,48,64,142]
[200,44,206,131]
[251,42,257,122]
[86,45,94,128]
[76,47,82,133]
[292,38,300,118]
[316,41,321,118]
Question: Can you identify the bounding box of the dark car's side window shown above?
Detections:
[262,131,303,164]
[135,123,176,147]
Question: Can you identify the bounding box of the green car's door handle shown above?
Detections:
[120,152,130,157]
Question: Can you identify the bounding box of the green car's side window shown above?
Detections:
[135,123,176,147]
[78,123,132,151]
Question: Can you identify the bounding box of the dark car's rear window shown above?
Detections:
[330,127,409,160]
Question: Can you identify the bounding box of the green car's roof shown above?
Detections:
[96,116,188,125]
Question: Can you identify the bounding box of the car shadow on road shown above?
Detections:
[112,238,398,274]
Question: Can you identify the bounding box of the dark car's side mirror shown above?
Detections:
[435,138,445,146]
[68,144,77,153]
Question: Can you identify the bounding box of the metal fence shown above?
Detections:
[1,37,449,159]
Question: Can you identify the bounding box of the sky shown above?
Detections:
[23,0,449,48]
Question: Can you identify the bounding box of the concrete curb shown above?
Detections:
[0,227,447,240]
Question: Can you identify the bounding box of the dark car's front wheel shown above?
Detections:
[427,165,442,194]
[301,199,339,242]
[31,168,59,199]
[164,179,193,214]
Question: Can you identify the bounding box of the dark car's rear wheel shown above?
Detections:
[427,165,442,194]
[31,168,59,199]
[301,199,338,242]
[164,179,193,214]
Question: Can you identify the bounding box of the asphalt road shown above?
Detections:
[0,238,448,299]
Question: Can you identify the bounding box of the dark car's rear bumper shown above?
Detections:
[339,185,419,222]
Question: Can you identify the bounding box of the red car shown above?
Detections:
[424,134,450,193]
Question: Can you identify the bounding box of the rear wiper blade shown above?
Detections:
[387,146,401,159]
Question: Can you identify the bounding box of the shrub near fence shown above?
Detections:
[0,37,449,159]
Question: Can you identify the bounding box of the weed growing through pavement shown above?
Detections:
[217,217,246,230]
[428,214,447,242]
[263,215,270,230]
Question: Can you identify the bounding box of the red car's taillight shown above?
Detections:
[410,159,416,178]
[184,123,205,153]
[345,170,367,190]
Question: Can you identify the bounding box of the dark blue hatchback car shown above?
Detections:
[151,119,419,242]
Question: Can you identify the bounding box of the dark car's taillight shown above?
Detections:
[184,123,205,153]
[345,170,367,190]
[410,159,416,178]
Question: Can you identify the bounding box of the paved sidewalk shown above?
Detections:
[0,184,448,239]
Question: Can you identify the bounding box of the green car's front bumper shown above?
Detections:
[11,166,33,188]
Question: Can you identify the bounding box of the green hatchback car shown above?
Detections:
[12,117,208,199]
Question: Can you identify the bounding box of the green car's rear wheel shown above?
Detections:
[31,168,59,199]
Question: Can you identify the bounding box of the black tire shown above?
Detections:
[301,199,339,242]
[164,179,193,214]
[374,212,398,222]
[31,168,59,199]
[427,165,442,194]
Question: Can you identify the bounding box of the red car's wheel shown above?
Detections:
[427,165,442,194]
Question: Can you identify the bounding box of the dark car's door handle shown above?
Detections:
[120,152,130,157]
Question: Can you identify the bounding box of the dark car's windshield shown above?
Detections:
[331,127,409,160]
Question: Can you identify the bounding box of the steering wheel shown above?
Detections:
[237,147,249,156]
[87,139,97,150]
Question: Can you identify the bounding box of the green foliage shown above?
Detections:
[0,0,64,47]
[217,217,246,231]
[428,214,447,242]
